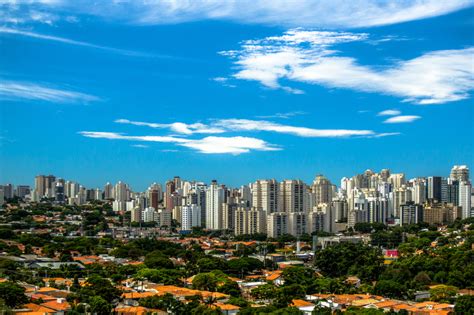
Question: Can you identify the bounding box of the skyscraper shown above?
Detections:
[205,180,224,230]
[35,175,56,197]
[278,180,305,213]
[427,176,442,202]
[181,204,201,231]
[459,181,472,219]
[311,174,333,205]
[450,165,469,182]
[252,179,278,214]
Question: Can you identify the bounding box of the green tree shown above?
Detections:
[144,251,174,269]
[454,295,474,314]
[192,273,218,291]
[89,296,111,315]
[0,282,28,308]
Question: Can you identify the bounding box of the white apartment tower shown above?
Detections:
[205,181,225,230]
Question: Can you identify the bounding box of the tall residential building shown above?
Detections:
[252,179,278,214]
[131,206,142,223]
[427,176,442,202]
[148,183,162,210]
[1,184,14,199]
[103,182,113,200]
[15,185,30,198]
[205,180,225,230]
[165,180,176,211]
[234,206,266,235]
[459,181,472,219]
[35,175,56,197]
[400,202,423,226]
[278,180,305,213]
[267,212,288,238]
[450,165,469,182]
[114,181,129,202]
[311,175,333,205]
[181,204,201,231]
[389,173,406,189]
[288,212,307,237]
[392,186,413,218]
[367,197,388,224]
[412,178,426,204]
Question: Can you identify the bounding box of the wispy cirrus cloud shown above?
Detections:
[115,119,225,135]
[378,109,401,116]
[0,27,159,57]
[115,117,396,138]
[79,131,279,155]
[256,111,306,119]
[14,1,472,28]
[220,29,474,104]
[0,80,99,103]
[383,115,421,124]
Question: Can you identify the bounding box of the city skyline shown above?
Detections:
[4,164,471,194]
[1,1,473,187]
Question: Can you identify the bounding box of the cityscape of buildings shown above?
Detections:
[2,165,471,237]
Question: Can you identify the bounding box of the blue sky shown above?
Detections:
[0,1,473,190]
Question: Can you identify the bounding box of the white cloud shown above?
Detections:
[0,27,155,57]
[378,109,401,116]
[221,29,474,104]
[115,119,225,135]
[256,111,306,119]
[22,1,472,28]
[383,115,421,123]
[79,131,278,155]
[0,80,99,103]
[131,144,149,148]
[115,117,395,138]
[214,119,376,137]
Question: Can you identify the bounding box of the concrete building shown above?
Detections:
[278,180,305,213]
[181,204,201,231]
[234,206,266,235]
[252,179,279,214]
[267,212,288,238]
[205,180,225,230]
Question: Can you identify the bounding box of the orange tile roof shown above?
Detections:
[30,293,57,301]
[213,303,240,311]
[115,306,165,315]
[41,300,71,311]
[291,299,314,307]
[373,300,400,308]
[22,303,56,313]
[122,291,157,299]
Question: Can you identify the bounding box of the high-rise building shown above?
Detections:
[205,180,224,230]
[427,176,442,202]
[181,204,201,231]
[450,165,469,182]
[234,206,266,235]
[15,185,30,199]
[103,182,113,200]
[400,202,423,226]
[1,184,14,199]
[392,186,413,218]
[459,181,472,219]
[311,175,333,205]
[389,173,406,189]
[367,196,388,224]
[114,181,129,202]
[288,212,307,237]
[278,180,305,213]
[252,179,278,214]
[35,175,56,197]
[267,212,288,238]
[165,180,176,211]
